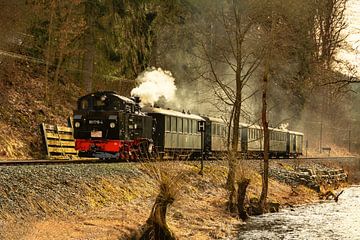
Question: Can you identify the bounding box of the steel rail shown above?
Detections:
[0,156,357,167]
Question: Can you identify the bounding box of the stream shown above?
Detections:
[238,186,360,240]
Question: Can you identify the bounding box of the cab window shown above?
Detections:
[80,99,89,110]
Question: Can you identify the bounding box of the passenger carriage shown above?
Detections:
[288,130,304,157]
[144,107,204,160]
[202,116,228,158]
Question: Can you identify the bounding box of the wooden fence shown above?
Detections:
[41,123,78,160]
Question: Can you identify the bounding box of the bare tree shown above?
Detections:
[314,0,347,68]
[251,0,307,213]
[192,0,261,211]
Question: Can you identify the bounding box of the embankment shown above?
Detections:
[0,158,357,240]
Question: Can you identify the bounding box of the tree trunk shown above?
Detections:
[44,0,56,102]
[259,69,270,213]
[82,1,96,93]
[54,52,64,84]
[227,152,237,213]
[237,178,250,221]
[135,183,176,240]
[226,65,242,211]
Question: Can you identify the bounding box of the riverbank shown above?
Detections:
[0,158,357,239]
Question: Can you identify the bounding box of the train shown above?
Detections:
[73,91,303,160]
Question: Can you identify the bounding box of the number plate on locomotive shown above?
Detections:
[91,131,102,138]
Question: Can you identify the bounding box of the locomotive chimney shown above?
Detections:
[131,96,142,112]
[133,96,141,104]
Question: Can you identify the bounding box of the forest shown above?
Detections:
[0,0,359,157]
[0,1,359,239]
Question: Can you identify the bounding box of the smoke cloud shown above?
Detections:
[131,67,177,106]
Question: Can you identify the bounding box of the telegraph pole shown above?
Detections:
[348,121,351,153]
[198,121,206,176]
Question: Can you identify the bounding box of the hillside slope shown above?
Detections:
[0,60,83,159]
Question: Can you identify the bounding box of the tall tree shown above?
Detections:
[192,0,261,211]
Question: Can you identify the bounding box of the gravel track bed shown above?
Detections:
[0,163,151,221]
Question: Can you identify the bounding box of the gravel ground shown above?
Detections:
[0,163,154,221]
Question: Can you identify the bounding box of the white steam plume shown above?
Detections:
[279,123,289,130]
[131,67,177,106]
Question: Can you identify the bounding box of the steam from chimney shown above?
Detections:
[131,67,177,106]
[279,123,289,130]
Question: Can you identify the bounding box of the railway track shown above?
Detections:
[0,158,109,166]
[0,156,357,167]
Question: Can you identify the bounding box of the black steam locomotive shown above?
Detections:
[73,91,154,160]
[73,91,303,160]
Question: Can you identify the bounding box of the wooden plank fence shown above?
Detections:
[41,123,78,160]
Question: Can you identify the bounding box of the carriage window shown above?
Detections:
[193,120,197,133]
[177,118,183,133]
[189,120,193,133]
[165,116,171,132]
[183,119,188,133]
[171,117,177,132]
[212,124,216,135]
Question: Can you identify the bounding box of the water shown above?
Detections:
[238,186,360,240]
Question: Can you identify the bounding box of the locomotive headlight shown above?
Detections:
[74,122,81,128]
[110,122,116,128]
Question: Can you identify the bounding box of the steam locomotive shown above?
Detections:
[73,91,303,160]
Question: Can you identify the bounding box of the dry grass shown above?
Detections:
[0,160,340,240]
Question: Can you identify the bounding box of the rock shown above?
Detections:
[268,202,280,213]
